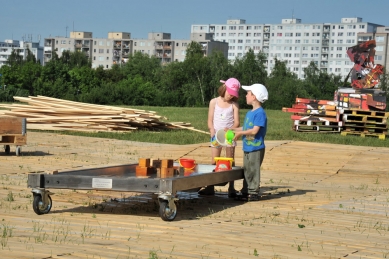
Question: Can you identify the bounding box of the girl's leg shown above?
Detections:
[225,147,236,196]
[199,147,222,195]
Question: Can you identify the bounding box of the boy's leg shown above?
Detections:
[243,149,265,195]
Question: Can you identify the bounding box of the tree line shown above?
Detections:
[0,42,386,110]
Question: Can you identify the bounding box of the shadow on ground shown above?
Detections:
[47,187,316,221]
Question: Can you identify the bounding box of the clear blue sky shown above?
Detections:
[1,0,388,42]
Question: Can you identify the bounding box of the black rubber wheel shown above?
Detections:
[4,145,10,155]
[159,200,177,221]
[32,194,52,215]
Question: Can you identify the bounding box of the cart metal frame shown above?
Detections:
[27,163,244,221]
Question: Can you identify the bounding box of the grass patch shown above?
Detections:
[30,106,389,147]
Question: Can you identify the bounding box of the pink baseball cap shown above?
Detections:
[220,78,240,98]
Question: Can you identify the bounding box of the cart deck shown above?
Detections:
[27,163,244,221]
[1,117,27,156]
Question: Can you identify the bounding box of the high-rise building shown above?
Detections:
[191,18,384,79]
[0,40,43,68]
[43,31,228,69]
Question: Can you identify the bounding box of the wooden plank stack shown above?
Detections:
[282,97,343,132]
[0,95,206,133]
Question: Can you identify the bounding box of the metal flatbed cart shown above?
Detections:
[27,163,244,221]
[1,117,27,156]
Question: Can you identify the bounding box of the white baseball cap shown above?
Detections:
[242,83,268,103]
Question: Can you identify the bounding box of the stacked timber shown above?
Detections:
[0,95,206,134]
[282,97,343,132]
[340,109,389,140]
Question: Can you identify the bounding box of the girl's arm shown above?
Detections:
[232,102,240,128]
[207,98,216,137]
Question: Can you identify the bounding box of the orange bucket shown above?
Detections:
[179,158,196,170]
[214,157,234,172]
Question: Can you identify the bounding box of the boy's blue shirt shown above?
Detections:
[242,107,267,152]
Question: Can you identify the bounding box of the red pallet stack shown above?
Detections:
[282,98,343,132]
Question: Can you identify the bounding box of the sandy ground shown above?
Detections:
[1,132,389,258]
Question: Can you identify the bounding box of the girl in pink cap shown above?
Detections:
[199,78,240,197]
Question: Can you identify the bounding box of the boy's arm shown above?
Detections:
[234,126,260,140]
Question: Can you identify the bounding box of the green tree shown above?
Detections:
[182,41,211,106]
[266,58,307,110]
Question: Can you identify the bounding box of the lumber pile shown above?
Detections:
[0,96,205,133]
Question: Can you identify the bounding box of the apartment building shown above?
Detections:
[0,39,43,68]
[43,31,228,68]
[191,18,384,79]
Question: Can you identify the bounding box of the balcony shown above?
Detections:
[122,51,129,57]
[75,43,82,48]
[163,45,171,50]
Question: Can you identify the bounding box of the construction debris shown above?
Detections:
[283,97,389,139]
[0,95,208,134]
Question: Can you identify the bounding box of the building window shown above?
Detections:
[254,26,261,30]
[304,33,309,37]
[277,26,283,29]
[359,25,365,29]
[335,68,341,72]
[99,49,104,53]
[303,40,309,43]
[247,26,252,30]
[376,46,384,51]
[295,40,300,43]
[375,55,383,60]
[239,26,244,30]
[338,32,343,36]
[229,26,236,30]
[294,60,299,64]
[337,47,342,51]
[347,32,355,36]
[376,36,384,42]
[246,39,251,43]
[337,40,343,44]
[336,54,342,58]
[293,67,299,71]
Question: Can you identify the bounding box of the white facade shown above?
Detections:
[44,32,227,68]
[191,18,383,79]
[0,40,43,68]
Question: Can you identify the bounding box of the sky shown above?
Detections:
[1,0,388,43]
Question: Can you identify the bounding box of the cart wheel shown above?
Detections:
[32,194,52,215]
[16,146,21,156]
[4,145,10,155]
[159,200,177,221]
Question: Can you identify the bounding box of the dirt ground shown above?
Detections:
[1,132,389,258]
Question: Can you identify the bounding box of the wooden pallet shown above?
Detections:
[340,131,386,140]
[340,109,388,117]
[293,125,342,132]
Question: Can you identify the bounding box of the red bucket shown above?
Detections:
[179,158,196,170]
[214,157,234,172]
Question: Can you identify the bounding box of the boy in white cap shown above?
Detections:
[231,83,268,201]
